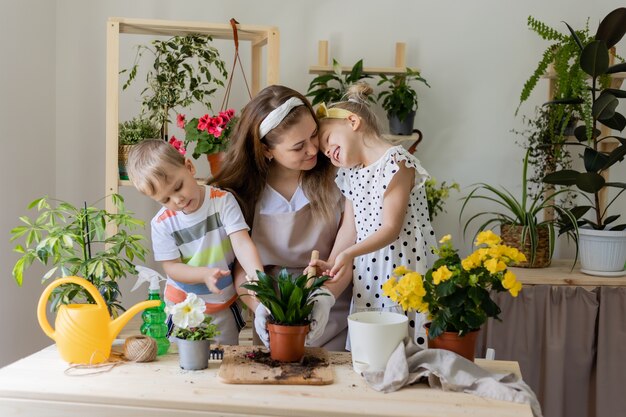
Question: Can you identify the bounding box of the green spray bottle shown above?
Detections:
[131,265,170,355]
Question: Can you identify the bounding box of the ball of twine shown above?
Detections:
[123,335,157,362]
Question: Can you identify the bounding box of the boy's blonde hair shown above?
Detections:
[127,139,186,196]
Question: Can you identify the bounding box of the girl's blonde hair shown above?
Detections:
[211,85,339,226]
[330,81,381,135]
[127,139,186,196]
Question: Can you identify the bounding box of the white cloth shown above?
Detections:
[254,304,271,348]
[151,185,249,305]
[258,184,309,214]
[306,287,336,344]
[336,146,437,347]
[363,339,542,417]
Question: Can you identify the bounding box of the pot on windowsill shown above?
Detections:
[578,228,626,277]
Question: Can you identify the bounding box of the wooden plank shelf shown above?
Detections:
[513,259,626,286]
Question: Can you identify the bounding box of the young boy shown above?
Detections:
[127,139,263,345]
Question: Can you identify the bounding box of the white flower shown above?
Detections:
[165,293,205,329]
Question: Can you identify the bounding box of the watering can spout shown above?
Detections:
[109,299,161,339]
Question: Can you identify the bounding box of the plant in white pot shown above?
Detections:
[166,293,220,370]
[377,68,430,135]
[543,8,626,276]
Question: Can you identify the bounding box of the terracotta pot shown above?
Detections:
[424,323,479,362]
[500,224,551,268]
[206,152,226,177]
[267,322,309,362]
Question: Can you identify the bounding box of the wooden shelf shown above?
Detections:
[513,259,626,286]
[308,40,419,76]
[105,18,280,231]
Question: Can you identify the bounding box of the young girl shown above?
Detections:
[314,82,437,348]
[211,85,353,350]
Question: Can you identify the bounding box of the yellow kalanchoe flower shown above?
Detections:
[439,234,452,243]
[502,270,517,289]
[509,281,523,297]
[475,230,501,247]
[393,266,410,276]
[484,258,507,274]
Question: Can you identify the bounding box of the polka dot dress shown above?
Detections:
[337,146,438,348]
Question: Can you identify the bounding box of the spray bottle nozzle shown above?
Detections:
[131,265,167,292]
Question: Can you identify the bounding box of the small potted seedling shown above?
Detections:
[241,269,330,362]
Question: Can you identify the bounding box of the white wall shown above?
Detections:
[1,0,624,366]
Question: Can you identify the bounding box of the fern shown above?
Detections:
[517,48,554,114]
[527,16,565,41]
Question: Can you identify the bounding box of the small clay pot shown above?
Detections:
[267,322,309,362]
[424,323,479,362]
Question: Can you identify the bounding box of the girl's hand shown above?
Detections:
[203,269,230,294]
[330,251,354,278]
[306,259,333,277]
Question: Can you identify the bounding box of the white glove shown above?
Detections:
[306,287,336,345]
[254,304,271,348]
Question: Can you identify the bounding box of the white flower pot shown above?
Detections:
[578,228,626,276]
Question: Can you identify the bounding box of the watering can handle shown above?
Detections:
[37,276,107,340]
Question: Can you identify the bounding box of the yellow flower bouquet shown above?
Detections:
[382,231,526,340]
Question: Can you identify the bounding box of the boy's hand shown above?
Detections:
[204,269,230,294]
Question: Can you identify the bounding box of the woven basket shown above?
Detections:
[500,224,551,268]
[118,145,134,180]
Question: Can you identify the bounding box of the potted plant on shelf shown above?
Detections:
[166,292,220,370]
[543,8,626,276]
[377,68,430,135]
[307,59,372,106]
[118,117,161,180]
[460,149,578,268]
[241,269,330,362]
[178,108,238,176]
[121,34,228,139]
[382,231,526,361]
[10,194,147,316]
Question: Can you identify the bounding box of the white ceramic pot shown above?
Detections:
[347,311,408,373]
[578,228,626,276]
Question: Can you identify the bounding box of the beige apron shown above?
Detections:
[252,202,351,351]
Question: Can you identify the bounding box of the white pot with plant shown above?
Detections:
[166,293,220,371]
[543,8,626,276]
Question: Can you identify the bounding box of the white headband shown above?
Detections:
[259,97,304,138]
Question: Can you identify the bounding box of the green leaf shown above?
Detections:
[593,92,618,120]
[598,112,626,131]
[576,172,606,193]
[595,8,626,48]
[543,169,580,186]
[580,40,609,78]
[583,148,610,172]
[606,62,626,75]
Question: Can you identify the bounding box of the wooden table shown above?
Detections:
[0,343,532,417]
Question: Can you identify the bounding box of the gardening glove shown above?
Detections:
[306,287,336,345]
[254,303,271,348]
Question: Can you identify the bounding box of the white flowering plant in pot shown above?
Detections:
[166,293,219,341]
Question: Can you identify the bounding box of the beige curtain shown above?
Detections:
[475,284,624,417]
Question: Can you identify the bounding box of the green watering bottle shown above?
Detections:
[132,266,170,355]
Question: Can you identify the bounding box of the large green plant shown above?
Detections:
[544,8,626,231]
[121,35,228,138]
[10,194,147,316]
[241,269,330,325]
[460,150,578,265]
[306,59,372,106]
[377,68,430,122]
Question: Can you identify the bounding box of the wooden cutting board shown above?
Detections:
[218,345,334,385]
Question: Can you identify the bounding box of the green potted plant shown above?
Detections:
[241,269,330,362]
[460,150,578,267]
[543,8,626,275]
[121,34,228,139]
[307,59,372,106]
[383,231,525,361]
[425,178,460,220]
[166,292,220,370]
[10,194,148,316]
[377,68,430,135]
[118,117,161,180]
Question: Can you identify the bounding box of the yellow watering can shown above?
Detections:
[37,276,160,364]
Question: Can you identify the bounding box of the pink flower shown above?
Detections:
[226,109,235,119]
[169,136,186,155]
[213,116,225,128]
[197,114,211,132]
[177,114,186,129]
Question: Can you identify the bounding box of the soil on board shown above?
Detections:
[244,349,329,380]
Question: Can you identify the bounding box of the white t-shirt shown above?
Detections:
[258,184,309,214]
[151,185,249,305]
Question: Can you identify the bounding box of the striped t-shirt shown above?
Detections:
[151,185,249,305]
